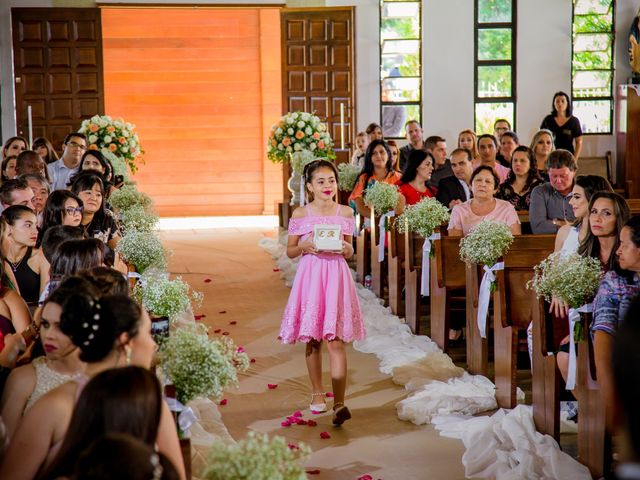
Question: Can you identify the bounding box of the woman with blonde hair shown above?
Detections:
[457,129,480,160]
[529,129,555,177]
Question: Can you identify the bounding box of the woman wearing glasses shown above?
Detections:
[37,191,84,247]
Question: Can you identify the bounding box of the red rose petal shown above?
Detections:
[306,470,320,475]
[250,358,256,363]
[267,383,278,389]
[194,314,204,320]
[219,399,227,406]
[307,420,317,427]
[236,346,245,353]
[288,443,298,450]
[213,329,221,333]
[293,410,303,417]
[229,321,237,325]
[280,421,291,427]
[295,419,308,425]
[218,310,226,314]
[204,278,212,283]
[325,392,334,398]
[222,331,229,336]
[320,431,331,439]
[358,476,373,480]
[273,268,280,272]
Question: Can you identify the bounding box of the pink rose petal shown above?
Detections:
[295,419,308,425]
[292,410,303,417]
[320,431,331,439]
[325,392,334,398]
[229,321,237,325]
[306,470,320,475]
[204,278,212,283]
[236,346,245,353]
[307,420,317,427]
[358,476,373,480]
[219,399,227,406]
[267,383,278,390]
[280,420,292,427]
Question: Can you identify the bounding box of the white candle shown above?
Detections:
[27,105,33,146]
[340,103,345,150]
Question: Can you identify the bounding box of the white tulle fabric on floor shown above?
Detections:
[259,232,587,478]
[432,405,590,479]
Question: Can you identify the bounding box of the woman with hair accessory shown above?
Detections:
[0,277,185,480]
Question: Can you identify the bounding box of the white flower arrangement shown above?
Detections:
[120,204,159,233]
[101,149,129,181]
[528,252,603,310]
[202,431,311,480]
[395,197,450,238]
[79,115,144,173]
[290,150,318,175]
[158,324,246,404]
[459,220,514,266]
[116,230,167,273]
[337,163,360,192]
[364,182,400,216]
[109,184,153,213]
[134,272,203,322]
[267,111,334,163]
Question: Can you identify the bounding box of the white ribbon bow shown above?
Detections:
[566,303,592,391]
[420,233,441,296]
[166,397,198,438]
[377,211,395,262]
[476,262,504,338]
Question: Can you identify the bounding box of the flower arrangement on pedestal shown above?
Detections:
[79,115,144,173]
[266,111,334,164]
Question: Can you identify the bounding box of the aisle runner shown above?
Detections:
[260,233,590,479]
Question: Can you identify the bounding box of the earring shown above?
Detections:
[124,345,132,366]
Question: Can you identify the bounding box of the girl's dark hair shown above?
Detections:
[500,131,519,144]
[365,123,382,135]
[574,174,614,201]
[39,367,163,480]
[470,165,500,190]
[2,204,36,225]
[355,139,392,189]
[624,215,640,248]
[70,172,108,228]
[504,146,542,191]
[79,266,130,297]
[551,91,573,116]
[80,150,112,179]
[578,191,630,272]
[303,160,338,202]
[60,287,142,363]
[400,149,435,184]
[69,433,180,480]
[50,238,104,279]
[37,190,84,247]
[31,137,59,164]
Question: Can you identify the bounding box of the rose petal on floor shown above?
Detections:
[219,399,227,406]
[213,329,221,333]
[357,475,373,480]
[281,420,291,427]
[320,431,331,439]
[325,392,334,398]
[306,470,320,475]
[218,310,226,314]
[307,420,317,427]
[229,321,237,325]
[222,331,229,336]
[292,410,303,417]
[204,278,212,283]
[267,383,278,389]
[288,443,298,450]
[250,358,256,363]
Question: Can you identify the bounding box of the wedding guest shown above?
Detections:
[387,140,401,172]
[457,129,479,161]
[496,146,543,211]
[493,118,511,141]
[40,226,84,265]
[529,129,555,176]
[540,91,583,160]
[0,285,84,438]
[396,150,436,212]
[2,137,28,160]
[70,173,120,249]
[0,179,35,211]
[21,174,50,220]
[447,165,521,236]
[75,150,116,198]
[47,133,87,191]
[497,131,519,167]
[348,140,402,219]
[350,132,368,169]
[473,134,510,184]
[0,278,186,480]
[15,151,50,182]
[2,206,49,306]
[426,135,452,188]
[437,148,473,210]
[37,191,84,247]
[399,120,424,171]
[1,156,17,183]
[69,433,180,480]
[365,123,383,142]
[31,137,59,165]
[529,150,577,234]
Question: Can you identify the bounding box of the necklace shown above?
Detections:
[7,251,27,272]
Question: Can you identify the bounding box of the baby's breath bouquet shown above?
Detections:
[459,220,514,266]
[158,325,240,404]
[364,182,400,216]
[116,230,167,273]
[396,197,450,238]
[218,337,251,374]
[134,272,203,322]
[203,431,311,480]
[528,252,603,309]
[102,149,129,181]
[337,163,360,192]
[120,204,159,233]
[109,184,153,213]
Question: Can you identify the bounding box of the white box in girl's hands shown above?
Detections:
[313,224,342,251]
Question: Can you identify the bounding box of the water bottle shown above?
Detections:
[364,275,372,290]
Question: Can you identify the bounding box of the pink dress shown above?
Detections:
[447,198,520,235]
[280,205,365,344]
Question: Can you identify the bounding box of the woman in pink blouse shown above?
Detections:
[448,165,521,236]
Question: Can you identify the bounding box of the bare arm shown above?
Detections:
[573,136,583,162]
[448,228,463,237]
[0,365,35,438]
[156,400,186,480]
[510,222,522,236]
[554,224,571,252]
[4,290,31,333]
[37,252,50,295]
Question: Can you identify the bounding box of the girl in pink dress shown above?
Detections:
[280,160,365,425]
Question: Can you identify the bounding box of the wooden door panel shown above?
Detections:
[12,8,104,152]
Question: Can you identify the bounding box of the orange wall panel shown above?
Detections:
[101,8,281,216]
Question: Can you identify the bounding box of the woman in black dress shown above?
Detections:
[540,91,583,161]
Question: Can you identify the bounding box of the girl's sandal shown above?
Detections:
[310,392,327,413]
[332,402,351,425]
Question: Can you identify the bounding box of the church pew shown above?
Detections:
[404,231,423,333]
[492,234,556,408]
[387,218,405,317]
[576,312,611,479]
[465,262,489,376]
[370,210,387,301]
[164,385,193,480]
[429,233,466,351]
[355,213,370,284]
